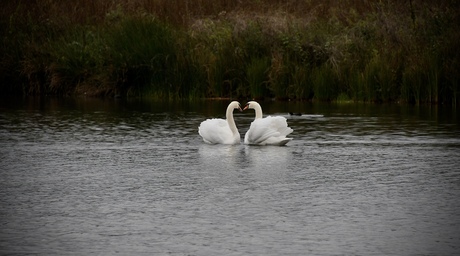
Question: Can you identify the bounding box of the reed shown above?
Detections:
[105,16,177,96]
[246,57,270,99]
[1,0,458,104]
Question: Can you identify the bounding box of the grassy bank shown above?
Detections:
[1,0,459,104]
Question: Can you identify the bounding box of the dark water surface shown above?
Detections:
[1,97,459,255]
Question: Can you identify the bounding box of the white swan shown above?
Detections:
[243,101,293,146]
[198,101,242,144]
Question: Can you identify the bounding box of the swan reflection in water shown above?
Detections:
[198,143,292,184]
[243,145,291,181]
[198,144,242,170]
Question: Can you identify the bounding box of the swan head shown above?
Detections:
[229,101,243,112]
[243,101,259,111]
[243,101,263,119]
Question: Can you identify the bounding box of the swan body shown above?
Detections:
[198,101,242,144]
[244,101,293,146]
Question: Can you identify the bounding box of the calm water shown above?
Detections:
[1,97,459,255]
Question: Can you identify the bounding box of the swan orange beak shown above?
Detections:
[243,104,249,111]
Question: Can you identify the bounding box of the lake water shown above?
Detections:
[1,97,459,255]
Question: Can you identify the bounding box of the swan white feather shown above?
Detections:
[198,101,242,144]
[244,101,293,146]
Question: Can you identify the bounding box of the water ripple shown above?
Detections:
[0,100,459,255]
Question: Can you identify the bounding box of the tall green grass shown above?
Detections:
[246,57,270,99]
[1,0,459,104]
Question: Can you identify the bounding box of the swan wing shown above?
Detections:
[199,118,239,144]
[245,116,293,145]
[266,116,293,136]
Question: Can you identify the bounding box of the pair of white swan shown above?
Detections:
[198,101,293,146]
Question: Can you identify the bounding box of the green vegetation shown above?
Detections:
[1,0,459,104]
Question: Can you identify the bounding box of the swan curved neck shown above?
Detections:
[226,104,238,134]
[253,103,263,119]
